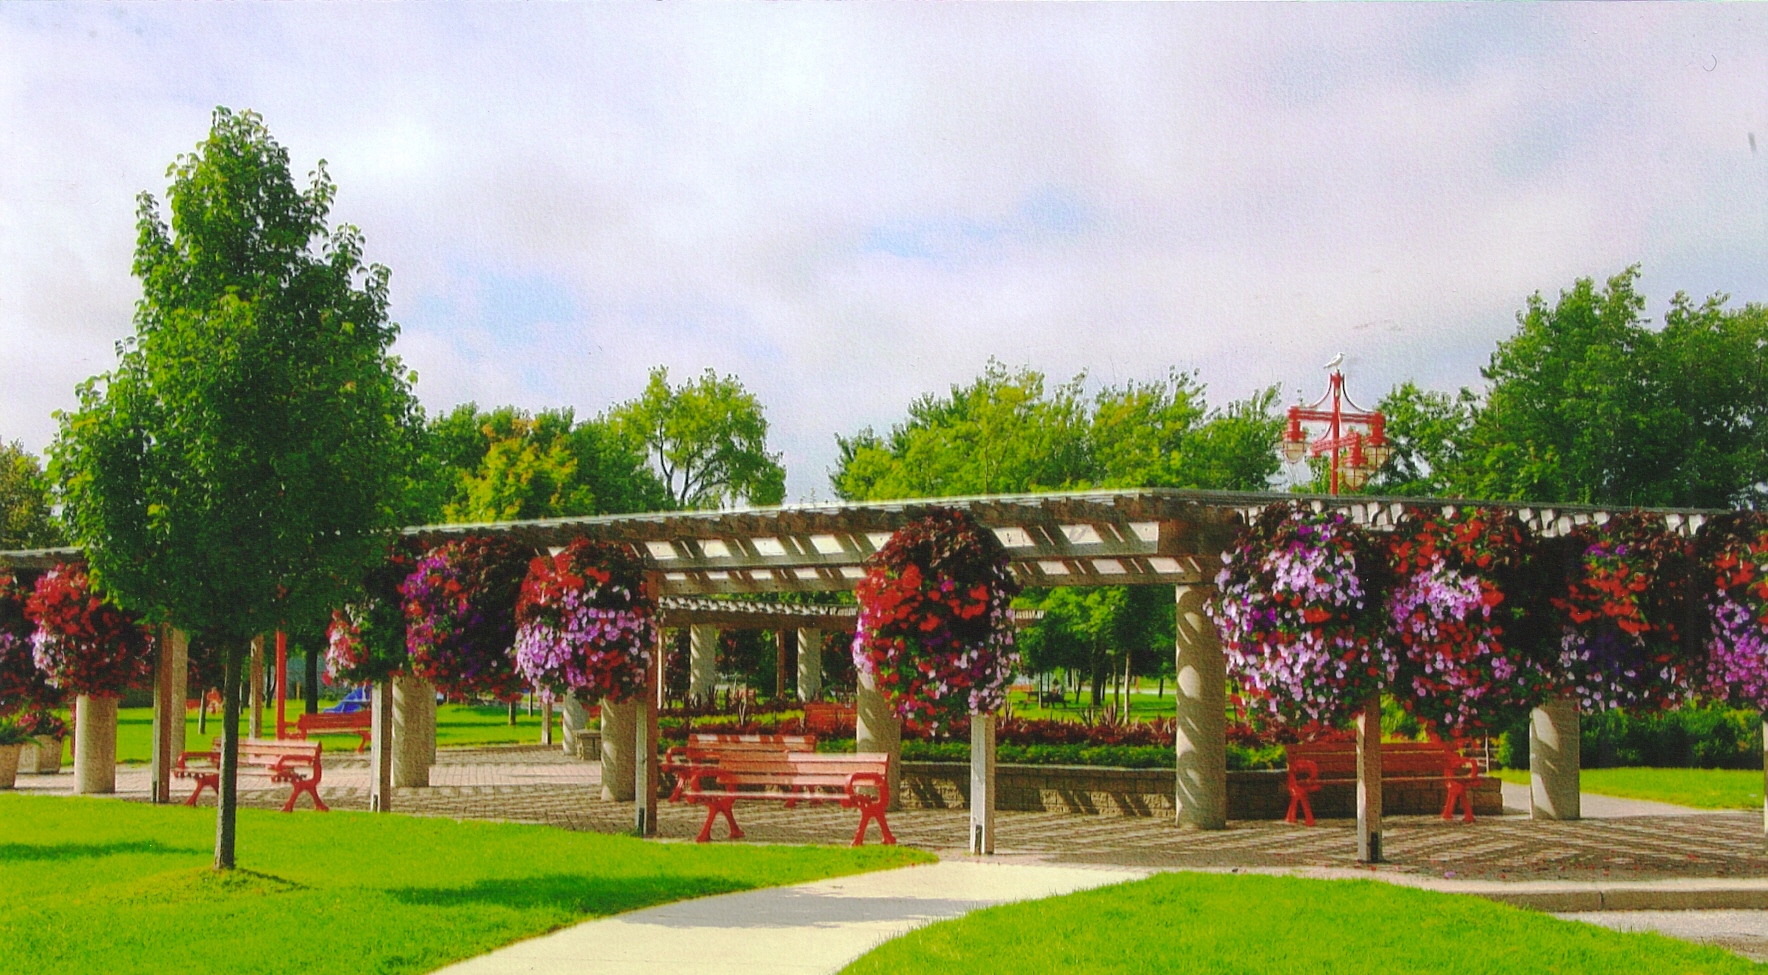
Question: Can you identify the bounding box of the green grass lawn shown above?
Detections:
[1003,687,1177,721]
[0,793,928,975]
[842,872,1759,975]
[1496,767,1764,810]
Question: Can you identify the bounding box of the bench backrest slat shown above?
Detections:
[687,733,816,747]
[209,738,322,768]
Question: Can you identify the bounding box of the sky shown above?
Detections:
[3,3,1766,501]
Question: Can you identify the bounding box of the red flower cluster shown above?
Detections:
[0,570,61,713]
[853,509,1021,730]
[513,538,655,703]
[402,536,531,700]
[24,564,154,697]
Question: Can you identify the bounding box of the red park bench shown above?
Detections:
[802,702,856,735]
[663,733,817,801]
[174,738,328,812]
[291,711,373,752]
[674,749,895,847]
[1284,739,1484,827]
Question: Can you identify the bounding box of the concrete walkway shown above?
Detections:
[1499,780,1723,818]
[431,860,1148,975]
[1563,910,1768,962]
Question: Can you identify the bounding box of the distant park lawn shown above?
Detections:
[0,794,928,975]
[842,872,1758,975]
[1495,767,1763,810]
[76,702,562,765]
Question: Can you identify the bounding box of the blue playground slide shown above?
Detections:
[325,685,371,714]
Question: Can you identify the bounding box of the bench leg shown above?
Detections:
[852,801,896,847]
[694,798,743,843]
[183,775,217,807]
[283,780,329,813]
[1443,782,1474,823]
[1286,791,1315,827]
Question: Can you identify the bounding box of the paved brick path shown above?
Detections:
[18,746,1768,883]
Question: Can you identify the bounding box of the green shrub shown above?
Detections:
[1498,703,1762,770]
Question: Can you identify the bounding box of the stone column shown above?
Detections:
[248,635,265,739]
[969,711,996,855]
[601,699,637,802]
[74,694,118,795]
[369,681,393,812]
[561,695,590,757]
[797,628,823,702]
[392,675,433,788]
[856,670,902,811]
[1357,695,1383,863]
[689,625,719,703]
[1173,584,1227,830]
[1530,698,1581,821]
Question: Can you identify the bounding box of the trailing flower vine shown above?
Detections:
[853,508,1021,730]
[401,536,531,700]
[1549,512,1696,712]
[0,569,60,714]
[513,538,656,703]
[1207,503,1391,729]
[24,563,154,697]
[1694,512,1768,708]
[1385,507,1552,739]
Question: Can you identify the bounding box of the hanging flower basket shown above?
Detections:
[1207,503,1390,730]
[24,564,154,697]
[0,570,61,713]
[402,536,531,700]
[853,508,1021,730]
[326,541,422,685]
[1694,512,1768,709]
[1549,512,1696,712]
[513,538,656,703]
[1386,507,1553,739]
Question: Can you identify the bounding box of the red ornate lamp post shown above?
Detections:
[1282,356,1391,494]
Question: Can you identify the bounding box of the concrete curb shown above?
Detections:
[1261,866,1768,913]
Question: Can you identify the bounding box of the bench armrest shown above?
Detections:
[1443,754,1481,781]
[1287,758,1320,786]
[176,750,219,770]
[845,771,889,809]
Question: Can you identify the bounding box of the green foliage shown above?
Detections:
[1018,586,1173,705]
[416,404,667,523]
[0,794,927,975]
[609,367,785,509]
[0,442,61,549]
[1366,383,1475,497]
[1496,703,1763,771]
[841,872,1757,975]
[892,739,1281,770]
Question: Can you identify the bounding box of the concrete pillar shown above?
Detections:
[797,628,823,702]
[392,675,433,788]
[689,625,718,703]
[601,699,637,802]
[248,635,264,739]
[74,694,118,795]
[969,711,996,855]
[1357,694,1384,863]
[369,681,393,812]
[856,671,902,811]
[1530,698,1581,821]
[1173,584,1227,830]
[561,695,590,757]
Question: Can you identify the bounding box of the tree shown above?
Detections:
[0,441,62,548]
[611,367,785,509]
[1364,383,1475,497]
[51,108,418,869]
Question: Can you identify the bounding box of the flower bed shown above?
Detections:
[853,509,1020,729]
[513,538,655,703]
[1695,512,1768,708]
[402,536,531,700]
[1207,503,1391,729]
[1385,507,1552,738]
[1549,512,1696,711]
[24,564,153,697]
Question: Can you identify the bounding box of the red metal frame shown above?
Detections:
[1284,368,1387,495]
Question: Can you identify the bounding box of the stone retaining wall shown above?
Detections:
[900,762,1503,819]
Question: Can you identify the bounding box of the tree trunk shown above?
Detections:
[507,699,517,726]
[304,648,320,715]
[214,645,243,871]
[1089,643,1107,707]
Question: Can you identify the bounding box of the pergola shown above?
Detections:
[1,487,1722,858]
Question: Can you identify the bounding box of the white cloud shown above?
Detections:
[3,4,1767,499]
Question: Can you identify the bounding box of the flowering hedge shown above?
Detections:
[326,541,421,685]
[853,508,1021,729]
[1549,512,1696,712]
[1694,512,1768,708]
[1207,504,1390,729]
[0,570,60,713]
[513,538,655,703]
[24,564,154,697]
[401,536,531,700]
[1386,507,1553,738]
[15,709,67,739]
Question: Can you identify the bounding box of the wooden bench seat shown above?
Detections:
[174,738,328,812]
[1284,740,1482,827]
[663,733,817,801]
[674,749,894,846]
[291,711,372,752]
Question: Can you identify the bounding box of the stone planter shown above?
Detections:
[0,743,21,789]
[28,736,64,774]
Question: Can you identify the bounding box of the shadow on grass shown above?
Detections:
[0,840,204,862]
[388,873,753,918]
